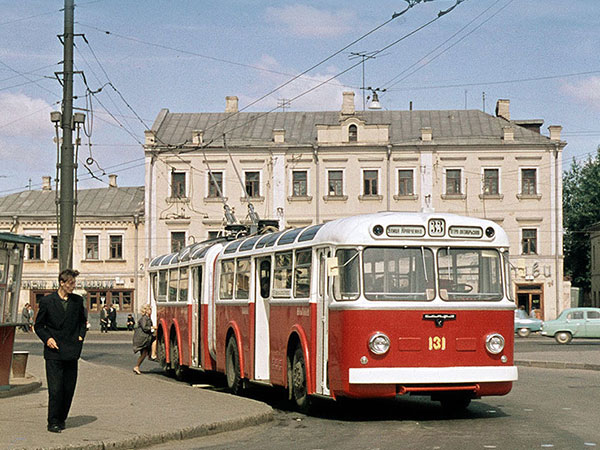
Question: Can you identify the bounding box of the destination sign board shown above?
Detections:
[386,225,426,238]
[448,226,483,238]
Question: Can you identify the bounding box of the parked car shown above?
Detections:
[514,309,543,337]
[540,307,600,344]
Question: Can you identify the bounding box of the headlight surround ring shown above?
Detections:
[485,333,505,355]
[368,332,391,355]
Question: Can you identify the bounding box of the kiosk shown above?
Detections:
[0,233,42,389]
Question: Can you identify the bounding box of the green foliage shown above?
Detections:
[563,147,600,291]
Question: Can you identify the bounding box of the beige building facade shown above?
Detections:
[0,178,145,328]
[144,92,568,319]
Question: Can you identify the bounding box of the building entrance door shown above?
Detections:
[516,284,544,319]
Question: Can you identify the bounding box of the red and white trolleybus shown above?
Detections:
[148,211,517,411]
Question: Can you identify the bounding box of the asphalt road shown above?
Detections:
[14,333,600,449]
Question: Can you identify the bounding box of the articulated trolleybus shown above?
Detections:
[148,211,517,411]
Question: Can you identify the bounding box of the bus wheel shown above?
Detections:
[439,393,471,412]
[156,334,167,370]
[226,338,243,395]
[291,346,311,413]
[555,331,572,345]
[170,338,185,380]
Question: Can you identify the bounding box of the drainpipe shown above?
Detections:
[133,213,140,314]
[386,145,392,211]
[313,144,320,223]
[554,143,561,318]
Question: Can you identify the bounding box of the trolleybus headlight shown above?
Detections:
[372,225,384,236]
[368,332,390,355]
[485,227,495,238]
[485,333,505,355]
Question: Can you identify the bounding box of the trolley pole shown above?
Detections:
[58,0,75,271]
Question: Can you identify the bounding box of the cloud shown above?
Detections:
[242,55,351,111]
[0,92,54,137]
[562,76,600,109]
[265,5,356,38]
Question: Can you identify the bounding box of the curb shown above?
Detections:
[516,360,600,371]
[15,410,274,450]
[0,374,42,399]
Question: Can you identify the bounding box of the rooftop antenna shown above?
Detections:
[349,51,377,111]
[277,98,291,111]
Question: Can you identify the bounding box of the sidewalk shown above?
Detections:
[1,336,599,450]
[0,354,273,450]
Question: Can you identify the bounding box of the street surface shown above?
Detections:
[14,333,600,449]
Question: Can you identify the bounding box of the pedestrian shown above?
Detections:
[34,269,87,433]
[21,303,30,332]
[108,304,117,331]
[27,303,34,331]
[126,313,135,331]
[100,305,109,333]
[132,304,157,374]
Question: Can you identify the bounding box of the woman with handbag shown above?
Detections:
[132,304,157,374]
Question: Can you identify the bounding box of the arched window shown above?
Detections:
[348,124,357,142]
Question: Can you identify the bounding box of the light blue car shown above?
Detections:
[514,309,543,338]
[540,307,600,344]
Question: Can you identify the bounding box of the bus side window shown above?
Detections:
[259,259,271,298]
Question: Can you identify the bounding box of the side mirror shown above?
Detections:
[326,257,339,277]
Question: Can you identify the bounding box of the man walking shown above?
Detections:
[35,269,87,433]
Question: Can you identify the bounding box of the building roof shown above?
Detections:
[151,108,552,148]
[0,186,144,219]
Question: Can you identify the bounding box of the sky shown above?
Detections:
[0,0,599,195]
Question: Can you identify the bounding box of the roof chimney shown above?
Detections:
[108,174,118,188]
[42,176,52,191]
[341,91,355,115]
[144,130,156,146]
[192,129,204,145]
[225,96,239,113]
[502,126,514,141]
[420,127,433,142]
[548,125,562,141]
[495,99,510,121]
[273,129,285,143]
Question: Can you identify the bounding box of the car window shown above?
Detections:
[568,311,584,320]
[587,310,600,319]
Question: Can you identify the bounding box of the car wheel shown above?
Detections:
[554,331,572,345]
[517,328,531,338]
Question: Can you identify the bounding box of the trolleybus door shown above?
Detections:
[254,256,271,380]
[191,266,202,367]
[316,248,331,396]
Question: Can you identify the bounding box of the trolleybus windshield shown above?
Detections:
[437,248,503,301]
[363,247,435,301]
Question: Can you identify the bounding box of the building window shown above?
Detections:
[85,235,99,260]
[292,170,308,197]
[208,171,223,197]
[208,231,220,239]
[50,235,58,260]
[109,235,123,260]
[445,169,461,195]
[522,229,537,255]
[363,170,379,196]
[521,169,537,195]
[26,236,42,260]
[171,232,186,253]
[327,170,343,196]
[244,171,260,197]
[483,168,499,195]
[348,124,357,142]
[398,169,414,196]
[171,172,186,198]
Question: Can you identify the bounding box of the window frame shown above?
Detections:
[207,171,224,198]
[170,231,186,253]
[26,235,42,261]
[348,124,358,142]
[444,168,462,195]
[521,228,538,255]
[171,171,187,199]
[326,169,344,197]
[84,234,100,260]
[520,168,538,196]
[108,234,124,260]
[397,168,415,196]
[244,171,261,198]
[291,170,309,197]
[362,169,380,196]
[482,167,500,196]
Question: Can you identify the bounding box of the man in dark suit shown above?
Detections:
[108,304,117,330]
[35,269,87,433]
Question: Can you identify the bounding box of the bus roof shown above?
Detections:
[148,212,509,268]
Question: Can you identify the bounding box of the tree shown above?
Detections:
[563,147,600,292]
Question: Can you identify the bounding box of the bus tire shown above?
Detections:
[170,337,185,380]
[226,337,243,395]
[290,346,311,413]
[157,333,167,370]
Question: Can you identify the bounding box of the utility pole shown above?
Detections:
[58,0,75,271]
